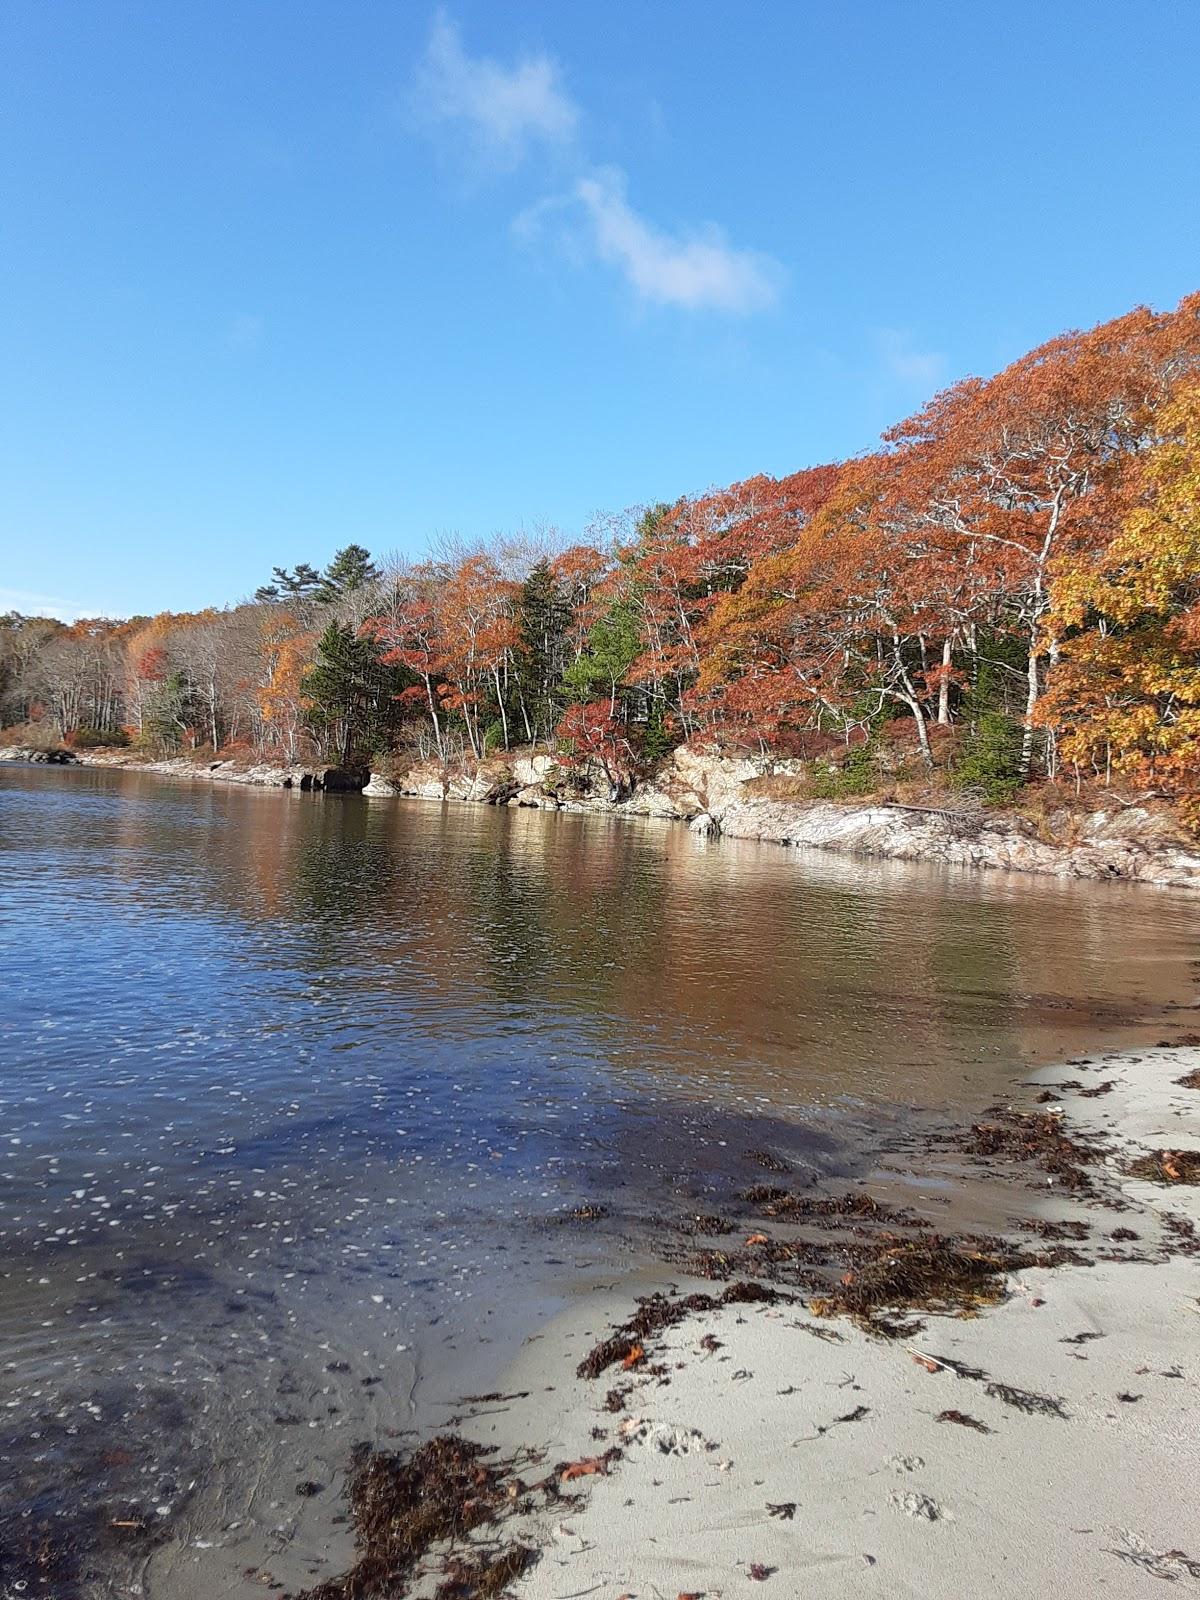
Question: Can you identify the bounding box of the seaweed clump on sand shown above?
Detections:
[1176,1069,1200,1090]
[740,1189,918,1226]
[961,1108,1102,1191]
[808,1233,1071,1339]
[576,1280,782,1380]
[295,1435,536,1600]
[1127,1149,1200,1185]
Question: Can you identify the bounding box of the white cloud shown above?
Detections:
[412,18,784,316]
[877,328,946,387]
[0,587,90,622]
[412,11,578,167]
[523,167,782,315]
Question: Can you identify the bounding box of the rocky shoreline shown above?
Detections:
[6,741,1200,888]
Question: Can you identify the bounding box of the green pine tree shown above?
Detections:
[315,545,381,605]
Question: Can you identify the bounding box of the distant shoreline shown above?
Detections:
[7,742,1200,891]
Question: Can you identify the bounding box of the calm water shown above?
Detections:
[1,763,1197,1596]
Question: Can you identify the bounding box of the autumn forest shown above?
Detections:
[4,290,1200,819]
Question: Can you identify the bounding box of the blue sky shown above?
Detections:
[2,1,1198,620]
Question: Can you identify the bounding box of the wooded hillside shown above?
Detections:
[4,291,1199,818]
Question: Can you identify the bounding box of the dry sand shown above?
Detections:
[447,1046,1200,1598]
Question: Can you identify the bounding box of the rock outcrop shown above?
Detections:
[42,741,1200,889]
[365,745,1200,889]
[0,746,78,764]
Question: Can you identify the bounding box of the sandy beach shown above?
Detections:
[350,1045,1200,1599]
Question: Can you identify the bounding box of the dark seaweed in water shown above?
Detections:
[294,1435,536,1600]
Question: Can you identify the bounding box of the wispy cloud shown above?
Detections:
[570,168,782,315]
[411,11,578,168]
[0,587,90,622]
[410,15,783,317]
[877,328,946,387]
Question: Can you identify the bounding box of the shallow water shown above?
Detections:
[1,764,1196,1595]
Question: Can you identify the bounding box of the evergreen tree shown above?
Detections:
[303,620,410,764]
[255,562,322,603]
[316,544,381,605]
[562,597,641,715]
[515,559,571,743]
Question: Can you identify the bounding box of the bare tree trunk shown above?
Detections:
[1020,633,1039,777]
[937,635,952,725]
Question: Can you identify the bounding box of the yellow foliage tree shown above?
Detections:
[1040,379,1200,817]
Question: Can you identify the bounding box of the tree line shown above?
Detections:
[3,290,1199,816]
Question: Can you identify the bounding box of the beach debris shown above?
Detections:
[792,1319,844,1342]
[1127,1149,1200,1184]
[908,1348,1068,1418]
[744,1149,792,1173]
[908,1349,986,1379]
[983,1381,1068,1419]
[810,1236,1031,1336]
[621,1344,645,1370]
[738,1183,790,1204]
[936,1410,992,1433]
[745,1232,770,1246]
[293,1434,542,1600]
[561,1455,613,1481]
[1175,1069,1200,1089]
[797,1403,872,1442]
[576,1282,781,1380]
[960,1108,1101,1190]
[1078,1080,1116,1097]
[889,1490,941,1520]
[766,1501,796,1520]
[1116,1392,1143,1403]
[835,1404,870,1425]
[1014,1216,1090,1241]
[1107,1530,1200,1581]
[681,1212,734,1236]
[741,1189,917,1225]
[435,1545,536,1599]
[747,1562,775,1579]
[617,1419,711,1456]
